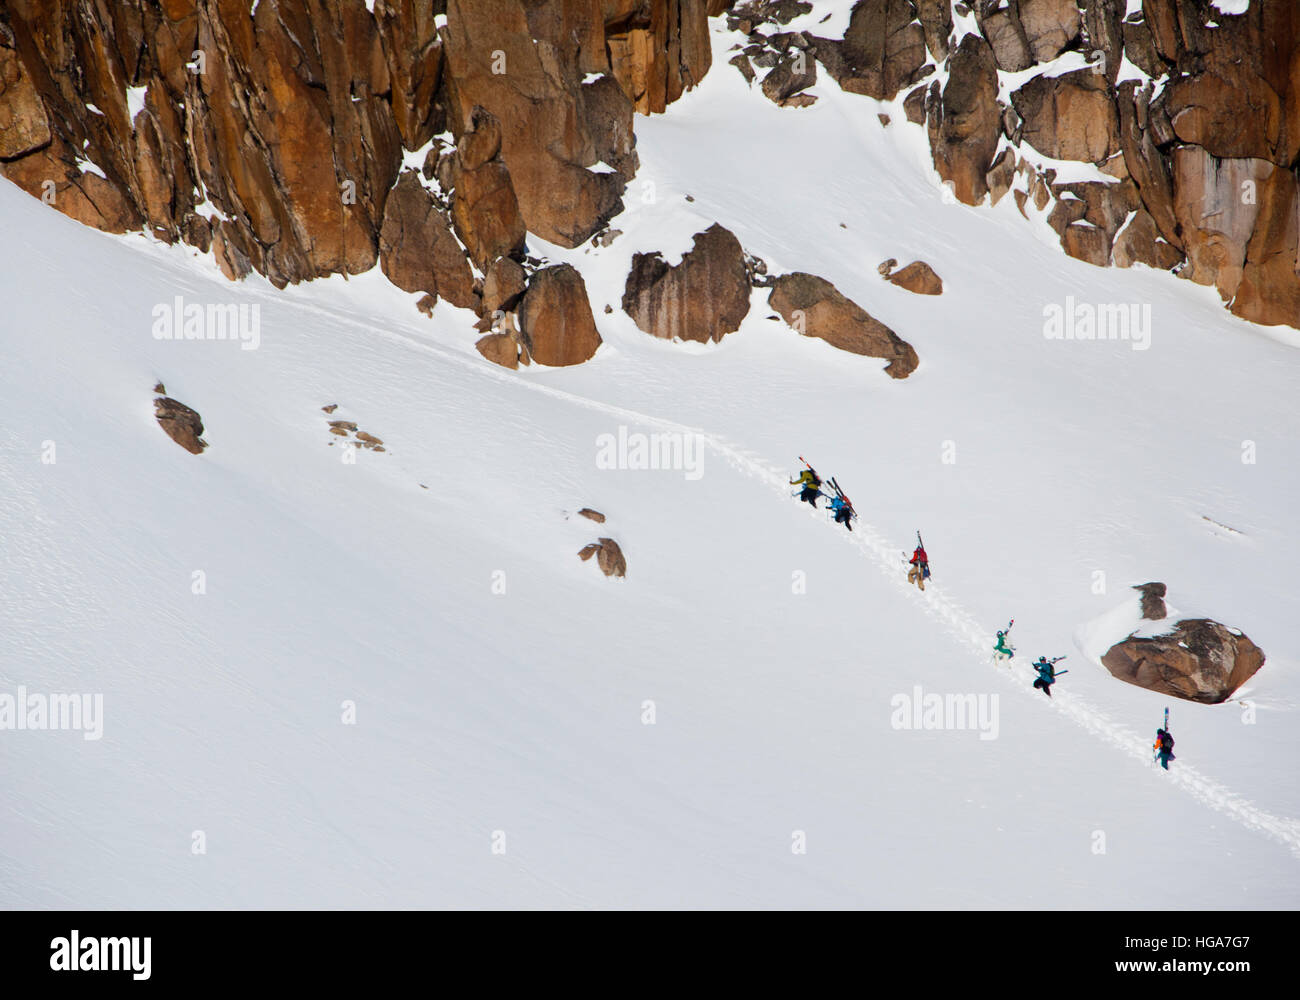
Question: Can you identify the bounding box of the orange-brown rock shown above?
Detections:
[887,260,943,295]
[1116,81,1181,251]
[986,148,1016,206]
[761,51,818,107]
[374,0,445,149]
[154,396,207,455]
[605,0,713,114]
[475,331,522,370]
[915,0,953,63]
[1112,208,1183,271]
[927,34,1001,205]
[1061,222,1110,267]
[579,537,627,577]
[769,272,919,378]
[1012,69,1119,165]
[482,256,528,315]
[0,38,50,159]
[1101,619,1265,705]
[1231,167,1300,329]
[1018,0,1082,64]
[817,0,928,101]
[451,161,528,272]
[380,170,478,311]
[622,224,752,344]
[441,0,631,248]
[518,264,602,366]
[1171,146,1274,302]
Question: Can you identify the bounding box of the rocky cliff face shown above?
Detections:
[730,0,1300,331]
[0,0,713,306]
[1,1,1297,345]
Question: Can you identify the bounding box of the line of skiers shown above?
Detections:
[790,458,856,531]
[791,459,1178,770]
[993,618,1174,765]
[989,619,1069,697]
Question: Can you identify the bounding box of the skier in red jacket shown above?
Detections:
[907,543,929,591]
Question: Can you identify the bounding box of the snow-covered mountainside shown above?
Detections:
[2,10,1299,909]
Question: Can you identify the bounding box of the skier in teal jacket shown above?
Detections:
[1032,656,1064,697]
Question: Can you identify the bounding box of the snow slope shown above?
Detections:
[1,14,1298,908]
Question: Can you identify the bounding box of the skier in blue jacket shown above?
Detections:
[829,494,854,531]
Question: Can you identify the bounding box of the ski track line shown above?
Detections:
[329,310,1300,860]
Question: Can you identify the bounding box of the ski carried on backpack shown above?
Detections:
[827,477,856,520]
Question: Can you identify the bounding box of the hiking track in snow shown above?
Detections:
[286,290,1300,861]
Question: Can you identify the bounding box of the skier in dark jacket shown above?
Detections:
[1032,656,1065,697]
[1154,728,1176,770]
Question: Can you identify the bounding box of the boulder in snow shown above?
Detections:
[1101,619,1265,705]
[154,396,207,455]
[622,224,752,344]
[578,537,626,578]
[768,272,919,378]
[886,260,944,295]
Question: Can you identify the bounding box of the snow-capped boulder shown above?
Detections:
[1101,619,1265,705]
[768,272,919,378]
[621,224,751,344]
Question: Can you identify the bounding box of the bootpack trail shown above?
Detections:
[319,299,1300,860]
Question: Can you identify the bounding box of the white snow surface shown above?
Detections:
[1,17,1298,909]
